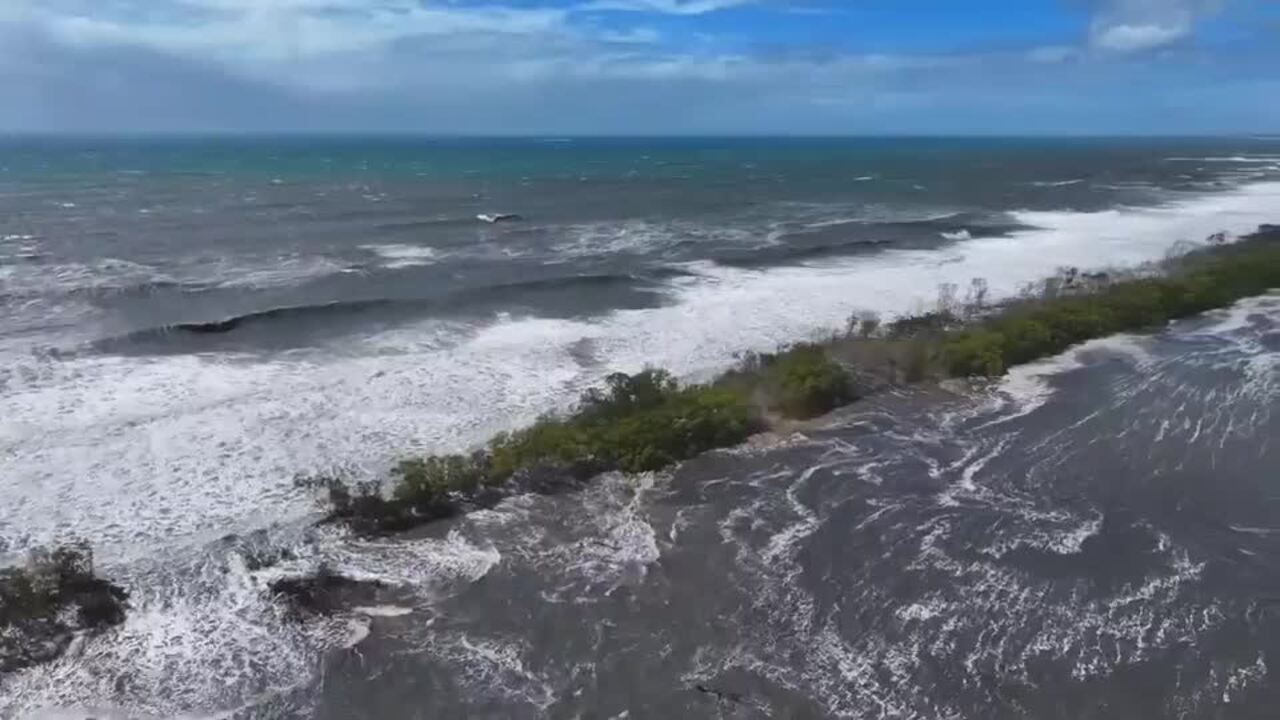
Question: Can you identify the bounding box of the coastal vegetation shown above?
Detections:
[7,227,1275,665]
[721,343,859,419]
[323,368,769,533]
[320,226,1280,535]
[943,234,1280,376]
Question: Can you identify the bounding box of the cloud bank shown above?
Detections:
[1,0,1275,134]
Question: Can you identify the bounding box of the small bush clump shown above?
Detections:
[490,370,760,476]
[886,310,960,338]
[487,370,760,478]
[756,343,857,419]
[327,370,763,533]
[944,235,1280,377]
[395,453,490,503]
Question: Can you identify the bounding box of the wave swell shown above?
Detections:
[93,272,683,351]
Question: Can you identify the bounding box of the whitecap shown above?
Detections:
[989,333,1153,421]
[1164,156,1280,163]
[4,179,1280,589]
[149,253,352,290]
[340,618,371,648]
[360,243,439,268]
[1182,292,1280,337]
[353,605,414,617]
[550,219,685,258]
[0,550,332,718]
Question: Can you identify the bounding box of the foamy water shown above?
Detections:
[360,243,439,268]
[2,137,1279,718]
[2,181,1279,563]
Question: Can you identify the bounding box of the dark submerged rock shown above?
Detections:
[270,566,391,618]
[694,683,745,704]
[321,478,459,537]
[0,543,129,674]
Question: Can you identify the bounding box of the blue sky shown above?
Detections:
[1,0,1278,134]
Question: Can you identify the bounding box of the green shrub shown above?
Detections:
[999,318,1054,366]
[325,228,1280,535]
[765,344,855,418]
[1034,300,1114,347]
[312,477,422,533]
[509,377,759,475]
[489,420,594,481]
[393,453,489,503]
[944,330,1006,377]
[887,310,959,338]
[579,370,679,421]
[364,370,764,526]
[591,385,757,471]
[940,232,1280,378]
[900,339,938,383]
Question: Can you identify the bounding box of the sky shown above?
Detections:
[1,0,1278,134]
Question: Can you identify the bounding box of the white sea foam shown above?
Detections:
[802,209,960,231]
[940,229,971,241]
[425,634,555,710]
[993,332,1153,418]
[1184,292,1280,337]
[353,605,414,617]
[0,318,591,559]
[0,258,164,297]
[0,551,328,718]
[4,181,1279,564]
[986,514,1104,558]
[1,518,502,716]
[1223,654,1269,704]
[550,219,757,259]
[551,220,675,257]
[1165,156,1280,163]
[206,254,351,287]
[711,453,1223,718]
[361,243,438,268]
[803,216,865,229]
[0,250,348,303]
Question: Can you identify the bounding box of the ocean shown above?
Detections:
[1,137,1279,718]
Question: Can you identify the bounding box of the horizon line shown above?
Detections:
[3,131,1279,141]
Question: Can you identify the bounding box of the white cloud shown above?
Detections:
[1091,22,1187,52]
[578,0,754,15]
[1087,0,1220,53]
[17,0,951,93]
[32,1,571,62]
[4,0,1271,135]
